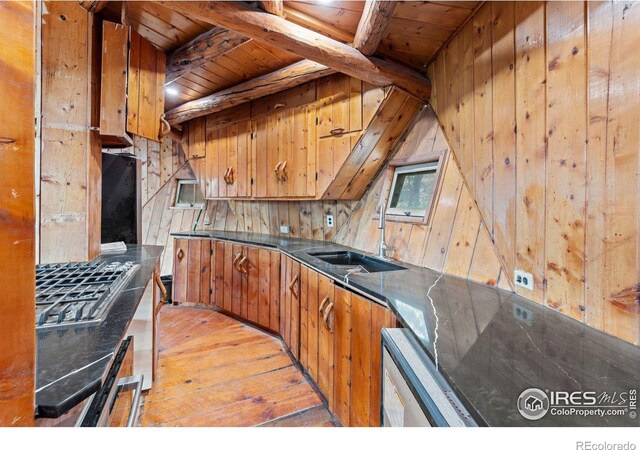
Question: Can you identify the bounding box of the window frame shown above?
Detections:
[173,179,205,209]
[380,151,446,226]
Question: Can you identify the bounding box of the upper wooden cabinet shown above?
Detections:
[253,103,317,198]
[180,76,422,201]
[99,21,131,147]
[317,74,363,138]
[127,30,166,142]
[99,22,166,147]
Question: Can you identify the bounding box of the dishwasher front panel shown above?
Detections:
[381,328,477,427]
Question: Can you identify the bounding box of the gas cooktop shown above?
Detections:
[35,261,139,329]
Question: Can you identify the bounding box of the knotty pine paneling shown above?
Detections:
[334,107,504,287]
[40,1,102,263]
[0,0,36,426]
[428,1,640,345]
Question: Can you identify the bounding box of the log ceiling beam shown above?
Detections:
[159,1,431,101]
[165,59,335,125]
[259,1,285,17]
[352,1,396,56]
[283,5,354,43]
[166,26,251,85]
[78,1,109,14]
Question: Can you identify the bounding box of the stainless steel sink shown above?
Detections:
[309,251,407,273]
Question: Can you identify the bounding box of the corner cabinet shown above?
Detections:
[172,238,280,333]
[99,21,166,147]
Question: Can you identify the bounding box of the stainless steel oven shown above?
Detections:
[77,336,144,427]
[381,328,477,427]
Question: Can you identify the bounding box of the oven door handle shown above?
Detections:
[117,374,144,427]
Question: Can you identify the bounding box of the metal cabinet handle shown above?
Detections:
[117,375,144,427]
[288,273,300,298]
[280,160,288,181]
[318,294,330,314]
[329,126,346,135]
[237,256,248,274]
[273,102,286,110]
[176,248,185,261]
[322,302,334,332]
[274,162,282,181]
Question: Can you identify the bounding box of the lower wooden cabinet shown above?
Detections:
[173,237,396,426]
[299,272,395,426]
[173,238,280,332]
[280,255,301,357]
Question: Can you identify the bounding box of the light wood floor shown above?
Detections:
[140,306,336,427]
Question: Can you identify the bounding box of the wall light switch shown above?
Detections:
[514,269,534,291]
[279,225,290,234]
[326,214,334,228]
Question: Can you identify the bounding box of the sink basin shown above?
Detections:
[309,251,407,273]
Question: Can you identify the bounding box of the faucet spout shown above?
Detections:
[378,204,388,259]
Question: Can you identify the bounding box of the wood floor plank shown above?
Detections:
[140,307,332,427]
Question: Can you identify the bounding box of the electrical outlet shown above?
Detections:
[279,225,290,234]
[514,269,534,291]
[326,214,334,228]
[513,303,533,326]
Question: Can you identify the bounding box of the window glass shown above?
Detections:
[387,163,438,218]
[175,180,203,207]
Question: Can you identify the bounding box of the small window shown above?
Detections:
[175,180,205,208]
[387,162,439,219]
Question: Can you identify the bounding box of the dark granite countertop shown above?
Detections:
[35,245,163,418]
[173,230,640,427]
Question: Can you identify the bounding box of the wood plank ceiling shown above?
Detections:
[103,1,479,110]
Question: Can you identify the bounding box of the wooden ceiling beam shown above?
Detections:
[166,27,251,85]
[283,5,354,43]
[164,59,335,125]
[78,1,109,14]
[159,1,431,101]
[352,1,397,56]
[259,1,285,17]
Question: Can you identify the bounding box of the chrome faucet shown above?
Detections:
[378,204,388,259]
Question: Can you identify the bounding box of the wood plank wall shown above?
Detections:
[0,0,36,426]
[39,1,102,263]
[427,1,640,345]
[334,107,505,287]
[199,199,358,243]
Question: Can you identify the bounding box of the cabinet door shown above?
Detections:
[317,74,362,138]
[253,105,316,199]
[333,286,352,426]
[286,104,317,198]
[172,238,188,303]
[99,21,129,147]
[252,114,279,198]
[317,274,335,409]
[127,30,166,142]
[229,246,281,332]
[280,256,301,355]
[349,293,395,427]
[229,119,252,198]
[211,240,226,309]
[301,267,319,380]
[204,119,252,199]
